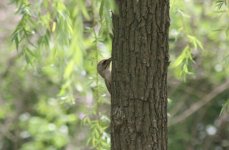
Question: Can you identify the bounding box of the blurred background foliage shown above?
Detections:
[0,0,228,150]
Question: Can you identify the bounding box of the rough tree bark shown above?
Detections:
[111,0,170,149]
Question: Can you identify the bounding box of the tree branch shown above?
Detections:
[169,79,229,127]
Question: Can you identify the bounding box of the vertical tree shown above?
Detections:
[111,0,170,149]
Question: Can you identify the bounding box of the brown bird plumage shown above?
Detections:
[97,58,112,94]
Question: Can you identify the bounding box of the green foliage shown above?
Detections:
[83,116,110,150]
[216,0,227,9]
[168,0,229,149]
[2,0,115,149]
[220,99,229,115]
[170,0,204,80]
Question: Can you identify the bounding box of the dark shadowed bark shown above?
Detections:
[111,0,170,149]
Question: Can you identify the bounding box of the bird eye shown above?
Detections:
[102,60,107,65]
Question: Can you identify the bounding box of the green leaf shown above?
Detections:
[64,60,74,79]
[99,0,105,18]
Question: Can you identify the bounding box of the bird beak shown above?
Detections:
[105,58,112,68]
[107,57,112,63]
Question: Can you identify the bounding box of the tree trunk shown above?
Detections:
[111,0,170,149]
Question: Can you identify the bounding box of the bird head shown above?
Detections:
[97,58,112,77]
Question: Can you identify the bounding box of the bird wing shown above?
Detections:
[105,80,111,94]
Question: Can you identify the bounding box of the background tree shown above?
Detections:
[111,0,170,149]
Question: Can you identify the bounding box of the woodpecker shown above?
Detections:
[97,57,112,94]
